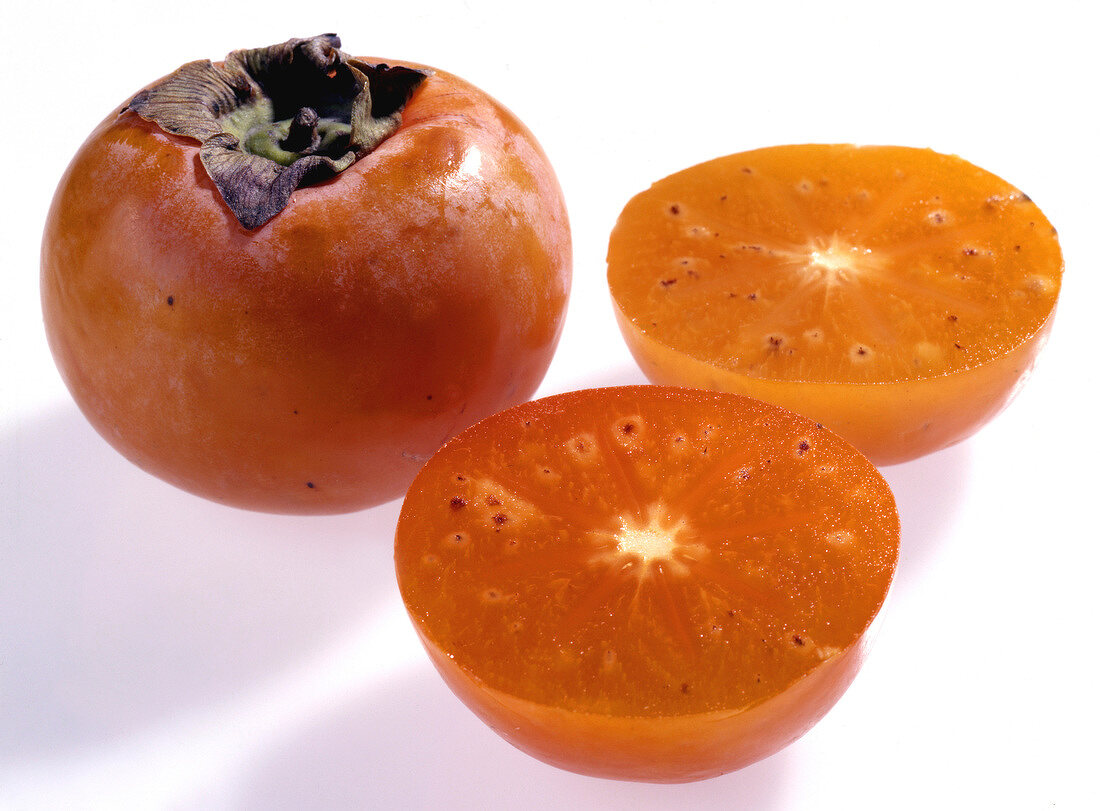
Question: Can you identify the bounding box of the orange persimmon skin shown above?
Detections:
[614,313,1052,466]
[414,620,868,782]
[41,59,571,513]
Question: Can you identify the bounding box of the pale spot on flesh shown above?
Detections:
[807,233,887,286]
[594,503,704,578]
[768,233,889,308]
[617,523,678,560]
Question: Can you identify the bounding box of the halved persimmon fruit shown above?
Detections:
[395,386,899,782]
[607,144,1063,464]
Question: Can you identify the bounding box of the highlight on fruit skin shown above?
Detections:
[40,34,571,514]
[395,385,900,782]
[607,144,1063,465]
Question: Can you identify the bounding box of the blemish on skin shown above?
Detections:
[792,635,805,646]
[487,495,501,506]
[306,481,315,489]
[797,440,811,455]
[450,496,467,510]
[669,204,681,215]
[660,278,678,287]
[492,513,508,525]
[166,295,175,306]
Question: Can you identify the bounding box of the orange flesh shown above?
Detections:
[396,386,899,780]
[607,145,1062,463]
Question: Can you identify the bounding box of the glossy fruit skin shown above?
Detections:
[41,58,571,513]
[412,616,869,782]
[396,386,899,782]
[614,315,1051,466]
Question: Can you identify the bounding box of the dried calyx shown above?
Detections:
[126,34,428,229]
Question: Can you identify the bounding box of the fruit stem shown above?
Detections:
[280,107,321,154]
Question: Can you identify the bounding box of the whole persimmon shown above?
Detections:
[41,34,571,513]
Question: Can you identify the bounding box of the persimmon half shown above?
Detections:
[395,386,899,782]
[41,34,571,513]
[607,144,1063,464]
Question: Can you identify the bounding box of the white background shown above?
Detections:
[2,1,1097,808]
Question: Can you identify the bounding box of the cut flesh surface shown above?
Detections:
[396,387,899,719]
[607,144,1062,385]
